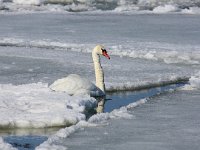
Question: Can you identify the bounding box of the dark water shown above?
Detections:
[4,136,47,150]
[1,128,59,150]
[2,83,186,150]
[105,83,185,112]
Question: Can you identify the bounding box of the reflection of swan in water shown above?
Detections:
[50,45,110,113]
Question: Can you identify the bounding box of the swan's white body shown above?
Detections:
[49,74,105,97]
[50,45,109,102]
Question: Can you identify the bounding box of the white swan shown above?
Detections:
[50,45,110,112]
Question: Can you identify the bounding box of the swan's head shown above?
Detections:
[93,45,110,59]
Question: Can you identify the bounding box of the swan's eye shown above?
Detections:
[101,48,107,53]
[101,48,110,59]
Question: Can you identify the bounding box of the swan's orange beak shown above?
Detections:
[102,50,110,59]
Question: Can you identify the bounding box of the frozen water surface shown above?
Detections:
[54,89,200,150]
[0,11,200,150]
[0,13,200,45]
[1,0,200,14]
[0,46,194,87]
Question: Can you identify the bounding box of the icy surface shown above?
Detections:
[188,71,200,89]
[181,71,200,90]
[0,11,200,150]
[36,98,147,150]
[13,0,44,6]
[1,0,200,14]
[0,13,199,129]
[0,83,96,128]
[42,89,200,150]
[0,46,193,90]
[0,13,200,65]
[153,4,180,13]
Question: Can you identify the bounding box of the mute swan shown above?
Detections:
[50,45,110,113]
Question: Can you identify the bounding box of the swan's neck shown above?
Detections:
[92,52,105,93]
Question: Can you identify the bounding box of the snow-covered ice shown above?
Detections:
[36,98,147,150]
[188,71,200,89]
[0,44,193,129]
[35,74,200,150]
[0,7,200,150]
[13,0,44,6]
[1,0,200,14]
[153,4,180,13]
[41,88,200,150]
[0,12,199,129]
[0,82,96,128]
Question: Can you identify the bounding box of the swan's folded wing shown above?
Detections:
[49,74,105,97]
[49,77,75,95]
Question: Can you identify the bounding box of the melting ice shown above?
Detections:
[0,4,200,150]
[0,0,200,14]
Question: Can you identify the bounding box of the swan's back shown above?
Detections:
[49,74,105,97]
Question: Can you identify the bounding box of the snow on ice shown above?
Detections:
[0,137,17,150]
[0,83,96,128]
[0,6,200,150]
[1,0,200,14]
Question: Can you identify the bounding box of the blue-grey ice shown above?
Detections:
[0,1,200,149]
